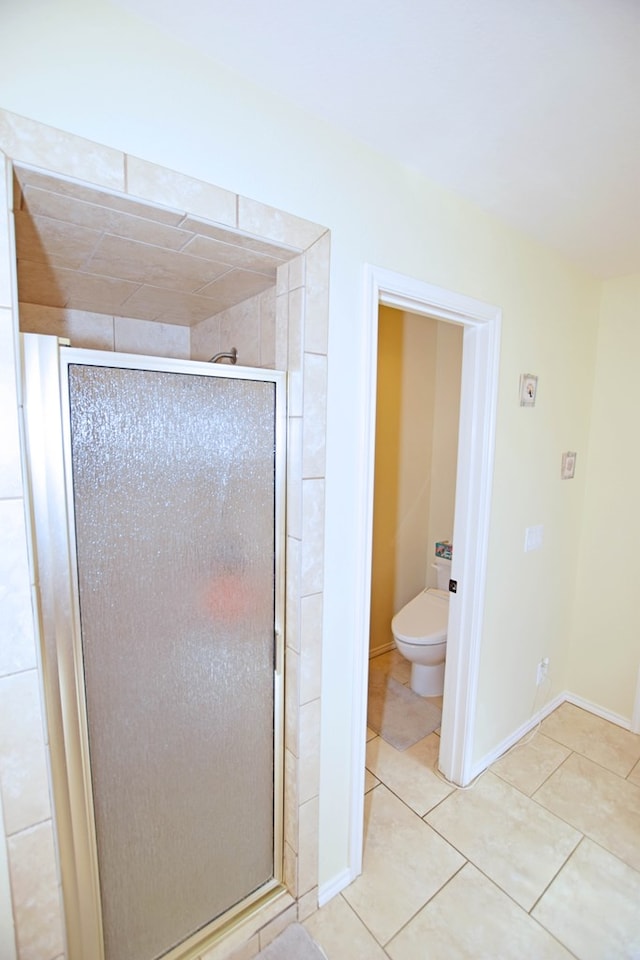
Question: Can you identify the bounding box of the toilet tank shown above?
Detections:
[432,559,451,592]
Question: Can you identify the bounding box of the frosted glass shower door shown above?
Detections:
[35,344,286,960]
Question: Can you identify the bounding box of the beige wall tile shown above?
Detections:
[303,233,330,356]
[0,155,13,310]
[297,797,319,897]
[275,263,289,298]
[302,354,327,479]
[0,308,23,498]
[285,651,300,758]
[237,198,325,251]
[287,287,304,375]
[274,292,288,375]
[126,156,236,227]
[15,210,102,270]
[16,260,67,309]
[285,537,301,654]
[296,888,317,923]
[18,304,114,350]
[301,480,325,597]
[288,255,305,291]
[198,270,273,311]
[286,418,302,541]
[0,109,124,192]
[0,501,37,677]
[86,234,230,293]
[283,841,297,897]
[114,315,190,359]
[182,235,282,276]
[190,313,221,362]
[219,298,261,368]
[0,670,51,836]
[298,700,321,804]
[110,285,217,326]
[21,185,193,247]
[259,289,276,369]
[0,790,17,960]
[7,820,64,960]
[284,749,299,854]
[299,593,322,705]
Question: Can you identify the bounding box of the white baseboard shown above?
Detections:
[318,868,352,907]
[369,641,395,659]
[470,688,637,781]
[563,691,633,731]
[470,692,565,779]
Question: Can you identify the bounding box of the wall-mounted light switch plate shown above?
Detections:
[524,524,544,552]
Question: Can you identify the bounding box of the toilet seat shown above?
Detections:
[391,588,449,645]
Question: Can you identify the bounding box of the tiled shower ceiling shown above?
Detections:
[13,166,298,326]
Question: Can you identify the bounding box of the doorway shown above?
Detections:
[349,265,501,878]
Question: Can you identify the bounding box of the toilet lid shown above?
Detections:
[391,588,449,644]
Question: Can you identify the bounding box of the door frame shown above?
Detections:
[350,265,501,876]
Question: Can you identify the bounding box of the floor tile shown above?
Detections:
[540,702,640,776]
[532,838,640,959]
[364,768,379,793]
[490,732,570,796]
[533,752,640,872]
[386,863,573,960]
[369,650,411,686]
[426,772,580,909]
[365,733,453,816]
[342,784,464,945]
[304,893,387,960]
[628,758,640,787]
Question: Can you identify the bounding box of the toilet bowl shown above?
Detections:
[391,560,451,697]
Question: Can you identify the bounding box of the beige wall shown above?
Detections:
[0,0,621,940]
[568,274,640,718]
[369,308,461,657]
[426,320,463,585]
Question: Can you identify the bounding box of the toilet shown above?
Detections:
[391,558,451,697]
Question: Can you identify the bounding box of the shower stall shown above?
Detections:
[22,334,286,960]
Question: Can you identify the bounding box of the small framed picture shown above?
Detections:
[561,451,577,480]
[519,374,538,407]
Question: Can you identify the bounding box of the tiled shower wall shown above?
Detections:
[0,109,329,960]
[18,283,279,367]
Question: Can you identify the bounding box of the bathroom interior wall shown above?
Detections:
[568,273,640,719]
[369,308,461,658]
[369,307,437,656]
[426,321,463,585]
[0,0,610,919]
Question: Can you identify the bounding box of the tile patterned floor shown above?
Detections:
[304,651,640,959]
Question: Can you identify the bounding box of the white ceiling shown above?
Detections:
[111,0,640,279]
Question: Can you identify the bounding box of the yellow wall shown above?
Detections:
[569,274,640,718]
[0,0,607,911]
[369,309,462,658]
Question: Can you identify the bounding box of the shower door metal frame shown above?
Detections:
[21,333,287,960]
